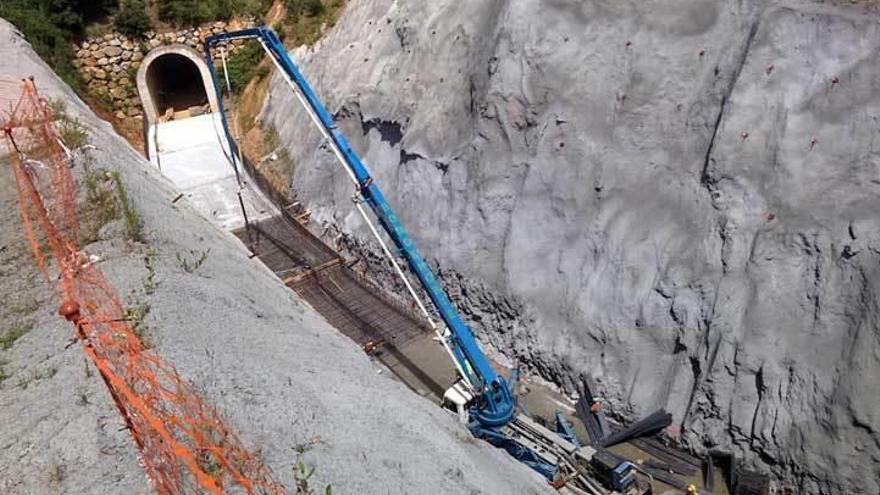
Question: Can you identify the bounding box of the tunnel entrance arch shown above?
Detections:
[136,45,218,125]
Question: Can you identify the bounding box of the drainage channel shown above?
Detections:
[230,186,730,495]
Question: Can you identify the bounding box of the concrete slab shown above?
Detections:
[147,113,274,231]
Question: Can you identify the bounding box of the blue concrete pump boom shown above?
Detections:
[204,27,515,428]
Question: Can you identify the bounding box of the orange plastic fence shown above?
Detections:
[2,78,289,495]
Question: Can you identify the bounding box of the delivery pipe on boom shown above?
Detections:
[204,27,515,428]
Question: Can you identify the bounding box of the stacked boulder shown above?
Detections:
[72,18,257,120]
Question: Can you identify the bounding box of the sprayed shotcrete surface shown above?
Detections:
[0,18,552,495]
[263,1,880,493]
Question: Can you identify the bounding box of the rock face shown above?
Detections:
[0,19,551,495]
[263,1,880,493]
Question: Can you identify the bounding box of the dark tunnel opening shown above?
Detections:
[146,53,209,120]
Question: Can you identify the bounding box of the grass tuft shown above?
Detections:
[293,454,333,495]
[0,321,35,351]
[110,172,143,242]
[176,249,210,274]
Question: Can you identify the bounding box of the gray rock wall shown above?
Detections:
[0,18,551,495]
[263,1,880,492]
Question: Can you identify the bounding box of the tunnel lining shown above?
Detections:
[136,44,219,126]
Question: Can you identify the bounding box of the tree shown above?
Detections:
[115,0,151,38]
[0,0,116,87]
[284,0,324,17]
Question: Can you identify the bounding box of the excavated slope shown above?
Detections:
[263,1,880,492]
[0,19,551,495]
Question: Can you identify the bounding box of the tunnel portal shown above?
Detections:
[147,54,208,118]
[136,44,219,125]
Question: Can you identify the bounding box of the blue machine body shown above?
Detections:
[204,27,515,428]
[612,461,636,491]
[555,410,581,449]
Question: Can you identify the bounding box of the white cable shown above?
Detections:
[56,137,73,162]
[259,39,358,185]
[354,200,473,391]
[220,45,247,181]
[259,39,474,391]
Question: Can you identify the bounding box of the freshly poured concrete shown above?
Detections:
[147,113,274,231]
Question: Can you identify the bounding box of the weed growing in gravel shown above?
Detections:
[110,171,143,242]
[197,451,222,477]
[0,321,35,350]
[48,98,89,150]
[8,298,40,317]
[15,366,58,390]
[142,247,157,295]
[176,249,210,274]
[0,359,9,385]
[83,358,93,379]
[124,295,152,347]
[49,463,66,483]
[76,386,92,406]
[81,165,119,244]
[293,454,332,495]
[80,168,144,243]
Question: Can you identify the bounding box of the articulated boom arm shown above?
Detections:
[205,27,514,427]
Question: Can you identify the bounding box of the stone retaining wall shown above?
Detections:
[72,18,257,120]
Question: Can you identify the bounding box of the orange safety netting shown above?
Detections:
[1,78,288,495]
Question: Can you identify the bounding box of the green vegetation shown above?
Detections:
[142,247,157,294]
[156,0,272,27]
[1,0,275,88]
[176,249,210,273]
[280,0,345,46]
[81,166,119,244]
[285,0,325,17]
[224,42,270,93]
[124,298,151,344]
[110,171,143,242]
[114,0,150,38]
[48,99,90,151]
[224,0,347,95]
[76,385,92,406]
[15,366,58,390]
[0,0,115,87]
[0,359,10,385]
[80,167,143,244]
[0,321,34,351]
[293,455,332,495]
